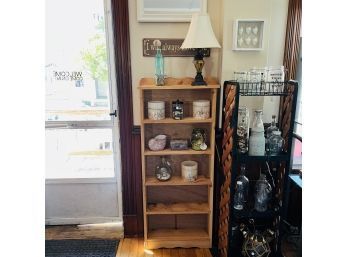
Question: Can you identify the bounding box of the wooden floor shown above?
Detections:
[45,223,124,240]
[117,238,212,257]
[45,225,212,257]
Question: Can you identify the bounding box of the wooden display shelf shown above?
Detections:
[146,202,210,215]
[148,228,209,240]
[145,176,212,186]
[146,228,210,249]
[143,117,213,124]
[139,77,220,90]
[139,77,218,249]
[144,148,212,156]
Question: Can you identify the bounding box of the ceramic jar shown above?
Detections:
[148,101,165,120]
[181,160,198,182]
[193,100,210,119]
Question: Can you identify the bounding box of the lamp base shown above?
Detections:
[192,48,207,86]
[192,72,207,86]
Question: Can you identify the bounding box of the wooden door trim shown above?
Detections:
[111,0,143,236]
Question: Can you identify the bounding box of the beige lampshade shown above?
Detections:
[181,13,221,49]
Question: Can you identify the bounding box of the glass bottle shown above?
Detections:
[254,173,272,212]
[155,156,173,181]
[237,107,250,153]
[266,115,278,139]
[234,181,245,210]
[268,131,284,155]
[236,164,249,203]
[249,110,265,156]
[155,43,164,86]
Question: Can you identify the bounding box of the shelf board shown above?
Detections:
[144,148,212,156]
[145,176,212,186]
[139,77,220,90]
[147,228,209,241]
[146,202,210,215]
[235,152,289,162]
[143,117,213,124]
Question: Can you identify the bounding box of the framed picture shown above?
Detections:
[233,19,265,51]
[137,0,207,22]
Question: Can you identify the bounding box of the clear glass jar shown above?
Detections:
[236,164,249,203]
[234,181,245,210]
[266,115,278,139]
[268,131,284,155]
[254,173,272,212]
[172,99,184,120]
[155,156,173,181]
[237,107,250,153]
[191,128,207,151]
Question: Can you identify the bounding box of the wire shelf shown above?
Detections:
[226,80,292,96]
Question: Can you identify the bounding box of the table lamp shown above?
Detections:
[181,13,221,86]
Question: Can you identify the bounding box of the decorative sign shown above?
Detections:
[143,38,210,57]
[53,71,83,81]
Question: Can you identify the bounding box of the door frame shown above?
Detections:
[111,0,144,236]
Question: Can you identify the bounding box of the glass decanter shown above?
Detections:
[254,173,272,212]
[268,131,284,155]
[266,115,278,139]
[236,164,249,203]
[234,181,245,210]
[155,156,173,181]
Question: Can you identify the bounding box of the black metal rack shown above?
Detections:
[217,80,298,257]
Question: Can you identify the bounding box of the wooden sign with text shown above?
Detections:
[143,38,210,57]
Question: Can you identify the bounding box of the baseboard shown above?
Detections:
[45,217,123,225]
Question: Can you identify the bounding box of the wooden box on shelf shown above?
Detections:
[138,77,219,249]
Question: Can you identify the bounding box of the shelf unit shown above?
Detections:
[217,80,298,257]
[139,77,219,249]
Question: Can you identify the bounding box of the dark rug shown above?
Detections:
[45,240,119,257]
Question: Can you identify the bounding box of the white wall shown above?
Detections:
[128,0,289,125]
[220,0,289,125]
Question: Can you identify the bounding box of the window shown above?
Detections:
[45,0,118,180]
[292,37,302,170]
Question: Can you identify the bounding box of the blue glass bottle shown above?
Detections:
[155,47,164,86]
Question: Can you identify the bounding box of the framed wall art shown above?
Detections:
[137,0,207,22]
[233,19,265,51]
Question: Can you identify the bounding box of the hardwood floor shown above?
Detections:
[116,238,212,257]
[45,223,124,240]
[45,225,212,256]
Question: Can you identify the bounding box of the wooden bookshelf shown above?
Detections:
[139,77,219,249]
[145,176,212,186]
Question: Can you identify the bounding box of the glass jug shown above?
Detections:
[254,173,272,212]
[155,156,173,181]
[236,164,249,203]
[249,110,265,156]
